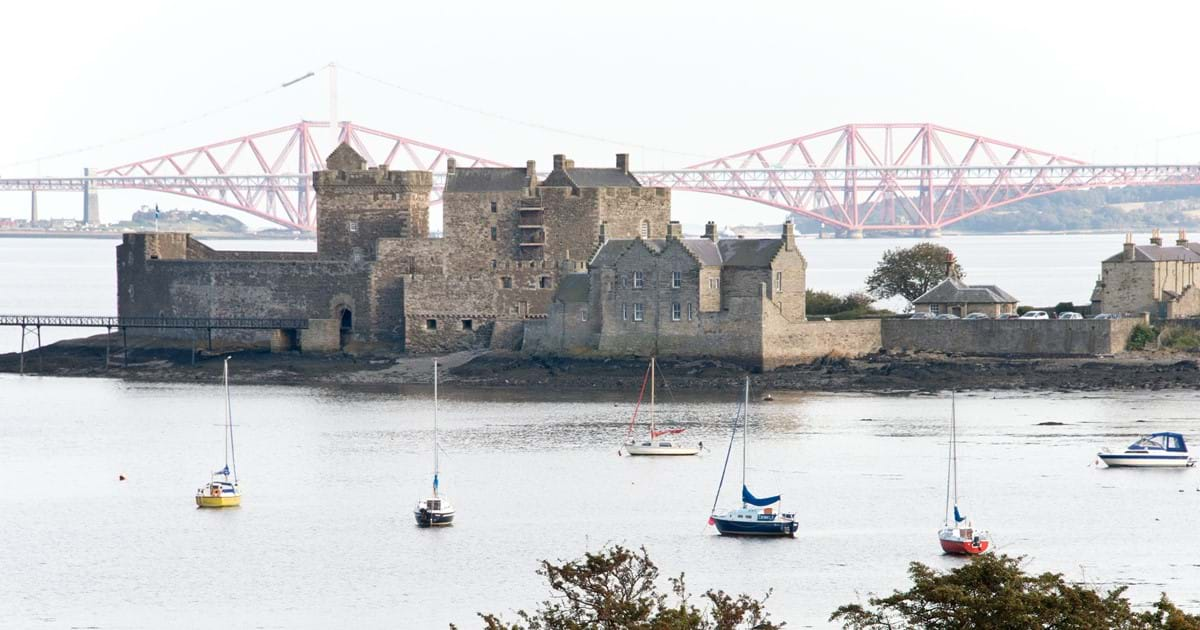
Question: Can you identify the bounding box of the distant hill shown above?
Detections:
[122,208,246,234]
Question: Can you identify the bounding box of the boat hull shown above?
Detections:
[1098,453,1194,467]
[196,494,241,508]
[414,509,455,527]
[712,516,797,537]
[939,536,989,555]
[624,444,701,456]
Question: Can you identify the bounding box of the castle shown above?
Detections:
[116,145,879,369]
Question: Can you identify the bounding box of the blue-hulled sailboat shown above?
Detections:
[708,377,797,537]
[414,359,455,527]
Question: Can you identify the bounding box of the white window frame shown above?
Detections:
[633,271,644,289]
[709,277,719,290]
[633,303,644,322]
[671,303,681,321]
[775,271,783,292]
[672,271,681,289]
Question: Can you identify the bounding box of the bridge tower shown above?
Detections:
[82,168,100,225]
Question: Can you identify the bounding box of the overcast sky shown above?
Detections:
[2,0,1198,226]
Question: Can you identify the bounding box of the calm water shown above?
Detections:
[2,234,1198,628]
[0,232,1124,353]
[2,378,1200,628]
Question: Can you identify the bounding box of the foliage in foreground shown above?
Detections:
[1127,323,1160,351]
[807,290,892,319]
[463,545,782,630]
[830,553,1200,630]
[1160,326,1200,351]
[865,243,963,303]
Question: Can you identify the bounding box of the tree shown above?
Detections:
[865,243,962,303]
[830,553,1200,630]
[466,545,783,630]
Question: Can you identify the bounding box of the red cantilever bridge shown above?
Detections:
[3,120,1199,234]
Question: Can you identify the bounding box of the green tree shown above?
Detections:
[830,553,1200,630]
[865,243,962,303]
[466,545,782,630]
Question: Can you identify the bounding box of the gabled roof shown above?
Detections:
[553,273,591,303]
[445,167,531,193]
[717,239,784,267]
[542,168,641,189]
[1103,244,1200,263]
[680,239,723,266]
[912,277,1018,304]
[325,143,366,171]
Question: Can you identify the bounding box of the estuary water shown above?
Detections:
[2,378,1200,628]
[2,233,1198,628]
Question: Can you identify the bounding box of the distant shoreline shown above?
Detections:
[0,230,314,241]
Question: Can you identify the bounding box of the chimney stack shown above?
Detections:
[944,252,958,279]
[446,157,456,176]
[1150,228,1162,246]
[564,158,575,170]
[781,220,795,250]
[1178,229,1189,246]
[1123,232,1135,261]
[704,221,718,242]
[616,153,630,174]
[526,160,537,194]
[553,154,566,171]
[666,220,682,240]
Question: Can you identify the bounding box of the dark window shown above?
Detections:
[426,319,438,330]
[490,201,498,213]
[490,227,497,241]
[461,319,473,331]
[501,277,513,289]
[491,260,497,269]
[539,276,551,289]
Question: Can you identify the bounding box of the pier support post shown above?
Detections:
[30,190,38,224]
[19,325,25,375]
[37,325,42,371]
[105,326,111,368]
[122,327,128,368]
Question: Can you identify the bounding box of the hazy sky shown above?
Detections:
[2,0,1198,226]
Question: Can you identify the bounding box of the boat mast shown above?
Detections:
[433,358,439,497]
[649,356,656,438]
[224,357,237,482]
[952,391,958,511]
[742,376,749,506]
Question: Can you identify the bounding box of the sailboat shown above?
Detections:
[938,392,990,554]
[708,377,798,537]
[414,358,455,527]
[195,357,242,508]
[623,357,701,456]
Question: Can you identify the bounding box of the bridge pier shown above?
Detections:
[923,228,942,238]
[83,168,100,225]
[844,229,864,239]
[30,190,38,224]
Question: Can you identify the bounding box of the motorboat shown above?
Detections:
[1098,432,1195,468]
[938,392,989,555]
[708,377,798,537]
[195,357,242,508]
[622,357,701,456]
[414,359,456,527]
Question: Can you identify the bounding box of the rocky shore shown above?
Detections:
[2,333,1200,393]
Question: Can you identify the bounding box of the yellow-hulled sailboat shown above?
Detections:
[196,357,242,508]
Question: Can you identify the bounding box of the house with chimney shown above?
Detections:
[1091,229,1200,318]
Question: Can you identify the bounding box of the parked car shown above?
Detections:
[1019,310,1050,320]
[1093,313,1120,320]
[909,311,936,320]
[934,313,960,320]
[996,313,1021,320]
[1058,312,1084,320]
[963,312,990,320]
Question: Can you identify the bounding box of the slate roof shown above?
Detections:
[912,278,1018,305]
[541,168,641,189]
[589,237,778,269]
[717,239,784,267]
[554,273,591,303]
[444,167,531,193]
[1103,244,1200,263]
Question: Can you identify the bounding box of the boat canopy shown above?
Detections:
[1128,432,1188,452]
[742,485,780,507]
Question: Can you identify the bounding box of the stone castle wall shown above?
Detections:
[881,317,1144,356]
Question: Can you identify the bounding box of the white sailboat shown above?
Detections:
[937,392,990,554]
[195,357,242,508]
[414,358,455,527]
[623,357,701,456]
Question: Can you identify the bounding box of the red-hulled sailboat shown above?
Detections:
[938,392,990,555]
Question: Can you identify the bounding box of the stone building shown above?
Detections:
[117,145,672,353]
[525,220,883,370]
[912,278,1018,317]
[1091,230,1200,318]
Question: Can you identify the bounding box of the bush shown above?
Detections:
[1160,326,1200,351]
[1127,323,1160,351]
[807,290,891,319]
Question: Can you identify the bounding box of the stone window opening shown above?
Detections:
[581,309,588,322]
[672,271,681,289]
[930,304,941,315]
[687,303,694,321]
[633,303,644,322]
[337,307,353,349]
[461,319,473,331]
[490,227,497,241]
[621,275,628,289]
[491,260,497,269]
[709,277,720,290]
[775,271,783,292]
[639,220,650,239]
[622,304,628,321]
[501,276,513,289]
[671,303,682,321]
[426,319,438,330]
[539,276,551,289]
[633,271,644,289]
[490,201,498,213]
[347,220,358,232]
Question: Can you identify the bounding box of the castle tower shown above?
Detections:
[312,143,432,261]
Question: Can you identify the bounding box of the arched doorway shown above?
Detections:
[337,307,353,349]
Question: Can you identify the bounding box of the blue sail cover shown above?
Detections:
[742,485,781,507]
[954,505,965,523]
[433,473,439,492]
